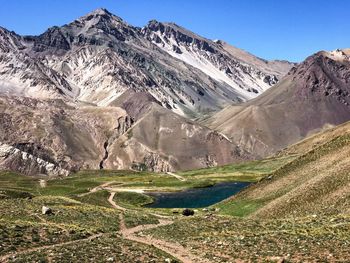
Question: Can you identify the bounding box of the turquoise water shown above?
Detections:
[145,182,250,208]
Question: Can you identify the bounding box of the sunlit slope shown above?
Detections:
[218,121,350,218]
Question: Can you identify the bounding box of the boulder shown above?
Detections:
[42,206,53,215]
[182,208,194,216]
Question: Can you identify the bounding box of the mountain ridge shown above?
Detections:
[0,8,293,119]
[205,49,350,157]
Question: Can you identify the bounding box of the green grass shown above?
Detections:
[123,210,159,228]
[0,155,292,201]
[214,134,350,220]
[114,192,153,208]
[145,214,350,262]
[0,149,349,262]
[215,199,264,217]
[7,233,177,263]
[74,190,112,208]
[0,171,40,192]
[178,156,294,182]
[0,189,33,199]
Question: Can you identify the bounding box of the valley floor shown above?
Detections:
[0,149,349,262]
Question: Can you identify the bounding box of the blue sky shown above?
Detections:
[0,0,349,62]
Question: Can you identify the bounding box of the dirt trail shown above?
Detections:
[108,192,208,263]
[118,212,209,263]
[108,191,126,211]
[1,183,208,263]
[78,181,117,197]
[167,172,186,181]
[80,181,149,196]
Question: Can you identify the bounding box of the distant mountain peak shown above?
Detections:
[91,7,112,15]
[77,7,123,24]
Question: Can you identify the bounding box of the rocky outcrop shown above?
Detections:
[99,115,134,169]
[0,143,69,176]
[143,152,172,172]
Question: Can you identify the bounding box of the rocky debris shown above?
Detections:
[292,51,350,106]
[105,103,250,172]
[182,209,195,216]
[0,142,69,176]
[42,206,53,215]
[263,75,278,85]
[164,258,177,263]
[143,152,172,172]
[116,116,133,136]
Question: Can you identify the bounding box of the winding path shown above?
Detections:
[108,192,209,263]
[0,183,209,263]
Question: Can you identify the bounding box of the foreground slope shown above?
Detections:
[206,49,350,157]
[218,120,350,218]
[0,133,349,262]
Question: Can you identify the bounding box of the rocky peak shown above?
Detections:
[77,7,123,24]
[30,8,140,53]
[142,20,216,53]
[89,8,113,16]
[290,51,350,105]
[31,26,71,52]
[70,8,139,43]
[326,49,350,63]
[0,27,25,52]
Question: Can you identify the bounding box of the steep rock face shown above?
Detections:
[33,10,248,117]
[0,8,297,175]
[142,21,293,99]
[205,50,350,157]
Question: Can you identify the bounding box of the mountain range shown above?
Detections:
[0,8,292,117]
[1,8,350,175]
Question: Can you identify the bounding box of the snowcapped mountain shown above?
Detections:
[0,8,293,118]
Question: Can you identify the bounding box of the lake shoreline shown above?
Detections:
[144,181,251,208]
